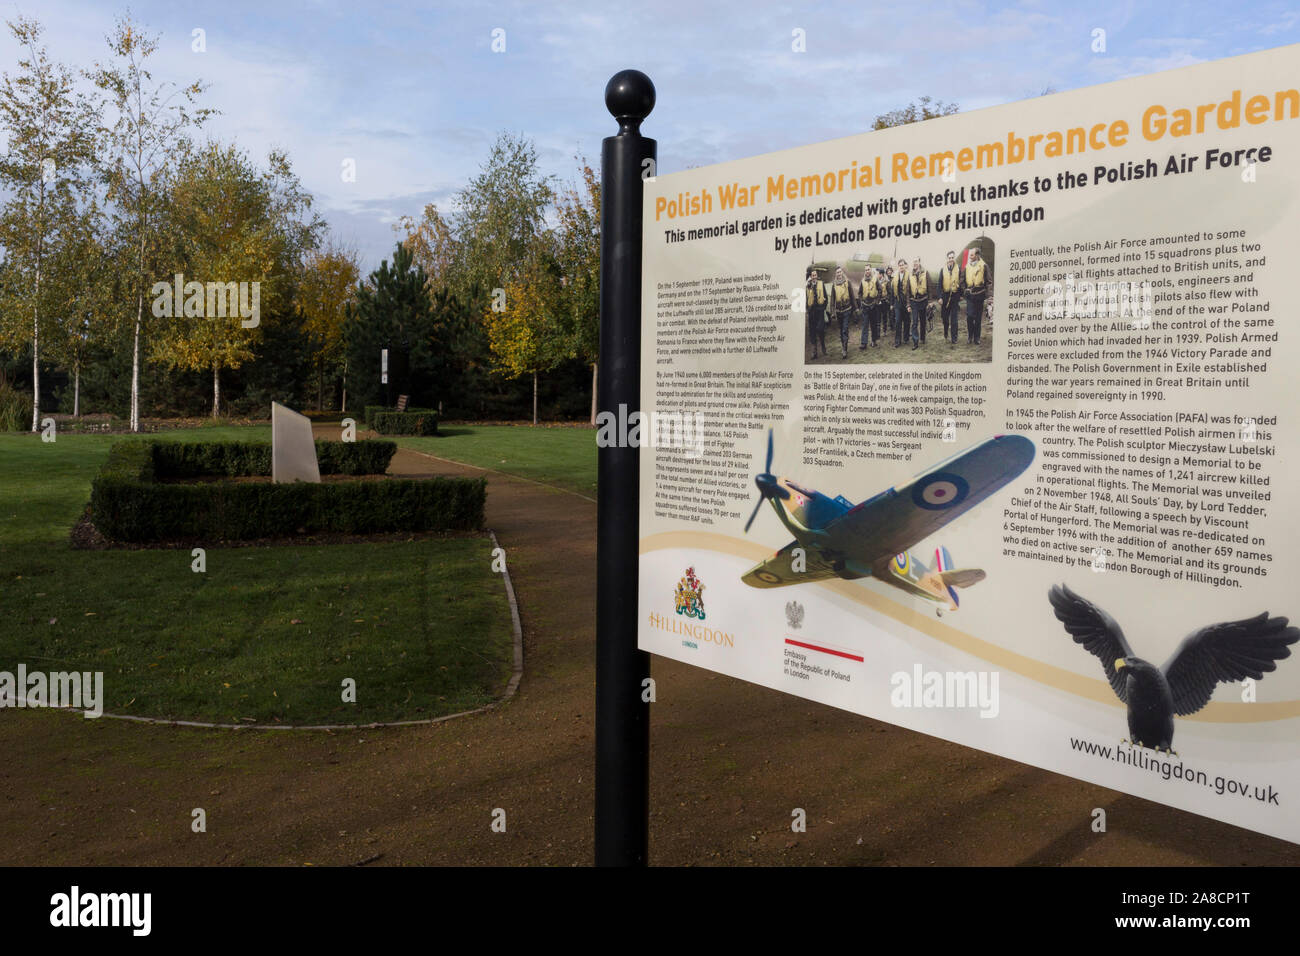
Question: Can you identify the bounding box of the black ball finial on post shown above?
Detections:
[595,70,656,868]
[604,69,655,132]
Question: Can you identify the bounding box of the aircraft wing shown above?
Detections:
[941,568,986,588]
[741,539,841,589]
[823,435,1034,565]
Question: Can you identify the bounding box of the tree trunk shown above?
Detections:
[532,371,538,426]
[590,362,597,426]
[130,306,141,430]
[212,362,220,418]
[341,358,347,413]
[30,192,45,432]
[74,361,80,418]
[30,268,40,433]
[317,357,324,411]
[130,232,144,432]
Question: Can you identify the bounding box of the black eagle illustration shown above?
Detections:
[1049,584,1298,753]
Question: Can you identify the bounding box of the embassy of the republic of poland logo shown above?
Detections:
[674,566,706,620]
[785,600,804,630]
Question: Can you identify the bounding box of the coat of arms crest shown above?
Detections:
[674,567,706,620]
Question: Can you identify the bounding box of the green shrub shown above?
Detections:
[89,439,482,542]
[148,439,396,478]
[371,411,438,436]
[153,441,271,477]
[89,441,159,538]
[365,405,436,428]
[314,440,396,475]
[0,382,30,431]
[92,475,484,542]
[97,440,158,482]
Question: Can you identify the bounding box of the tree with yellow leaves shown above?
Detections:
[551,159,600,423]
[298,239,360,410]
[395,203,457,289]
[484,255,567,426]
[150,142,322,417]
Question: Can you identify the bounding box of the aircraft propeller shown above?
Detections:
[744,429,790,533]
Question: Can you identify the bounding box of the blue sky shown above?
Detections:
[5,0,1298,272]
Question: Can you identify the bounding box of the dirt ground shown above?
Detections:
[1,427,1297,866]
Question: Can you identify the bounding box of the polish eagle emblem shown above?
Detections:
[785,600,805,630]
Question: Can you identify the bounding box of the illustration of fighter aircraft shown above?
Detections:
[740,431,1034,613]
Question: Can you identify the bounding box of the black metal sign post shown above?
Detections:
[595,69,656,867]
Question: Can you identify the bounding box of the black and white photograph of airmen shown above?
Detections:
[829,265,857,359]
[890,257,909,348]
[805,264,828,359]
[803,236,994,366]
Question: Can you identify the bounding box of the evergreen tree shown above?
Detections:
[343,243,462,412]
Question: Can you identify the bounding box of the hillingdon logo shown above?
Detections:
[674,566,706,619]
[647,611,735,648]
[650,567,736,651]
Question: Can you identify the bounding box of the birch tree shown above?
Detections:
[90,13,213,430]
[44,196,110,416]
[451,133,554,310]
[0,16,97,431]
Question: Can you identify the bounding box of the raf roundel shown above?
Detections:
[911,472,970,510]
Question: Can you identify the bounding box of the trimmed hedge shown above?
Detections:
[315,440,397,475]
[365,405,437,429]
[152,440,269,477]
[90,443,158,537]
[371,411,439,436]
[89,439,483,542]
[150,439,396,478]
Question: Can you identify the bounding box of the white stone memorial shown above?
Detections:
[271,402,321,484]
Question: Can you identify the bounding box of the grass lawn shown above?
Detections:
[397,424,597,498]
[0,429,513,725]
